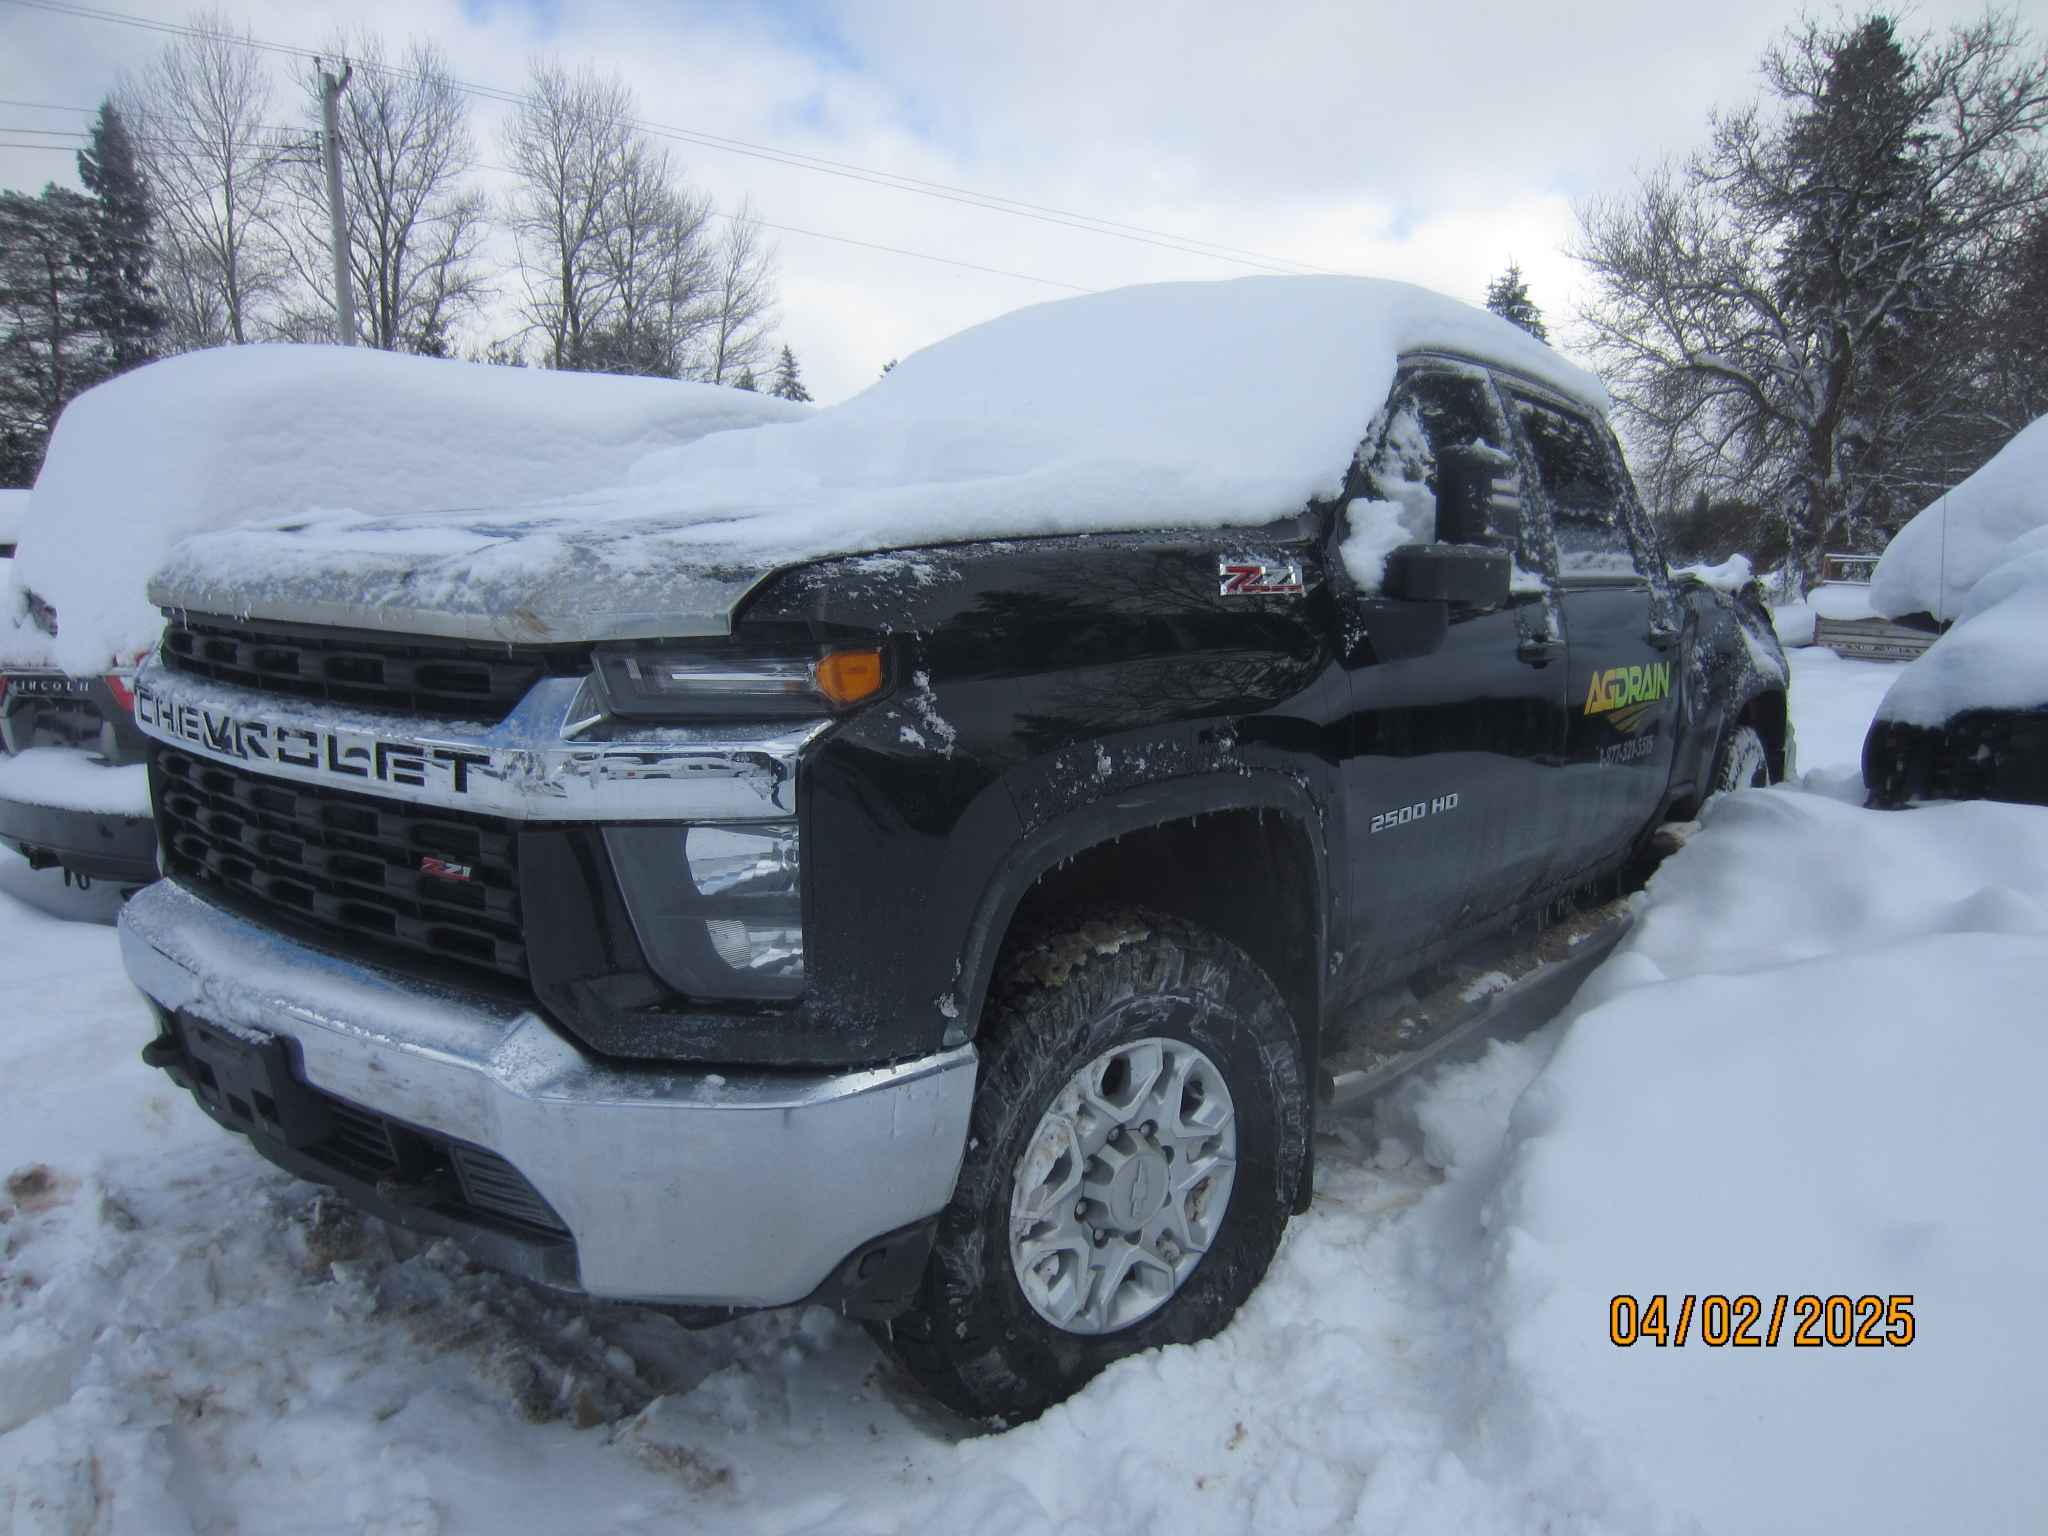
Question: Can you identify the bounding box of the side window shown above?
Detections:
[1511,396,1634,579]
[1361,370,1524,552]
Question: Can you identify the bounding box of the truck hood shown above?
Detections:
[147,504,794,643]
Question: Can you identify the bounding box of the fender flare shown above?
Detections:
[949,768,1333,1051]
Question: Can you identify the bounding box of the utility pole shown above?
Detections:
[318,60,357,347]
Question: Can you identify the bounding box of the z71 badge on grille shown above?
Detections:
[1219,556,1308,596]
[419,856,475,882]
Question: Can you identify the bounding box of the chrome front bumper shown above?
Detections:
[119,880,977,1307]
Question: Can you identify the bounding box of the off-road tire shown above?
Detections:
[871,911,1308,1425]
[1710,721,1772,795]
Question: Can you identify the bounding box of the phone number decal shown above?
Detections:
[1609,1294,1915,1348]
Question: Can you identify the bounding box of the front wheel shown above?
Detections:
[874,912,1308,1424]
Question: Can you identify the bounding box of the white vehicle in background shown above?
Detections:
[1864,415,2048,808]
[1,485,157,885]
[0,349,804,888]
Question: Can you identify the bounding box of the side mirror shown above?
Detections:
[1383,544,1513,607]
[1435,444,1503,545]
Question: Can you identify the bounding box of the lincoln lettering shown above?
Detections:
[135,683,490,794]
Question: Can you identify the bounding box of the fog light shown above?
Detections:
[605,822,805,1001]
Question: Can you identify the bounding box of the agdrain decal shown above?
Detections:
[1583,661,1671,736]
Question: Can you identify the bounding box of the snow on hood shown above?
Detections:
[1875,523,2048,727]
[17,346,808,674]
[153,276,1608,645]
[1871,415,2048,622]
[1674,553,1754,593]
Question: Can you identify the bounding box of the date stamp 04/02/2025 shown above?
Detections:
[1609,1294,1916,1348]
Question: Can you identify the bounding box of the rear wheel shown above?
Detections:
[874,911,1307,1424]
[1711,722,1771,794]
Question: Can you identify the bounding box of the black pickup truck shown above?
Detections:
[116,284,1790,1422]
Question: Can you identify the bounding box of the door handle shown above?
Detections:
[1647,624,1682,651]
[1516,636,1564,667]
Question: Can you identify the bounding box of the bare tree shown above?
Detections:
[279,33,490,353]
[701,199,778,385]
[588,138,716,375]
[1575,12,2048,588]
[120,10,290,348]
[502,60,638,370]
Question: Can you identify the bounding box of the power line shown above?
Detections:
[3,0,1342,280]
[716,211,1091,294]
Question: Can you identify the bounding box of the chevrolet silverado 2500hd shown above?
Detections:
[115,279,1790,1422]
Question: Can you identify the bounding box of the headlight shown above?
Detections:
[592,647,884,720]
[604,822,805,1001]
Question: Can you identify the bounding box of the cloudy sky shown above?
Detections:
[0,0,2008,402]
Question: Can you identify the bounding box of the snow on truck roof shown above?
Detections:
[45,277,1602,666]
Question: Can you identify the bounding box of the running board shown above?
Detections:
[1322,907,1633,1112]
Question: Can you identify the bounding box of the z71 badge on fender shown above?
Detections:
[1219,556,1307,596]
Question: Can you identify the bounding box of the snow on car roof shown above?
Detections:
[1876,523,2048,728]
[151,276,1607,649]
[1872,414,2048,623]
[15,346,809,674]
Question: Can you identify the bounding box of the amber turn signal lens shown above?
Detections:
[815,648,885,707]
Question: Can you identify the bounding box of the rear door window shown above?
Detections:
[1510,396,1635,579]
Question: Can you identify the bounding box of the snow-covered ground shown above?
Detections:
[4,652,2042,1535]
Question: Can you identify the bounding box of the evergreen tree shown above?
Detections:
[1484,263,1548,343]
[76,100,163,373]
[770,343,811,402]
[1575,11,2048,587]
[731,367,759,392]
[0,188,99,487]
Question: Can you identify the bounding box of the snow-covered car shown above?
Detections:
[1864,417,2048,807]
[0,349,805,886]
[0,658,156,886]
[1,484,156,885]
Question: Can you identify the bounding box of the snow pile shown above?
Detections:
[1493,789,2048,1534]
[19,347,808,674]
[1872,414,2048,621]
[1875,523,2048,727]
[0,747,149,815]
[1785,645,1899,797]
[0,488,25,547]
[158,278,1604,635]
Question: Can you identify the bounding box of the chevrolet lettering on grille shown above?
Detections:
[135,682,492,795]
